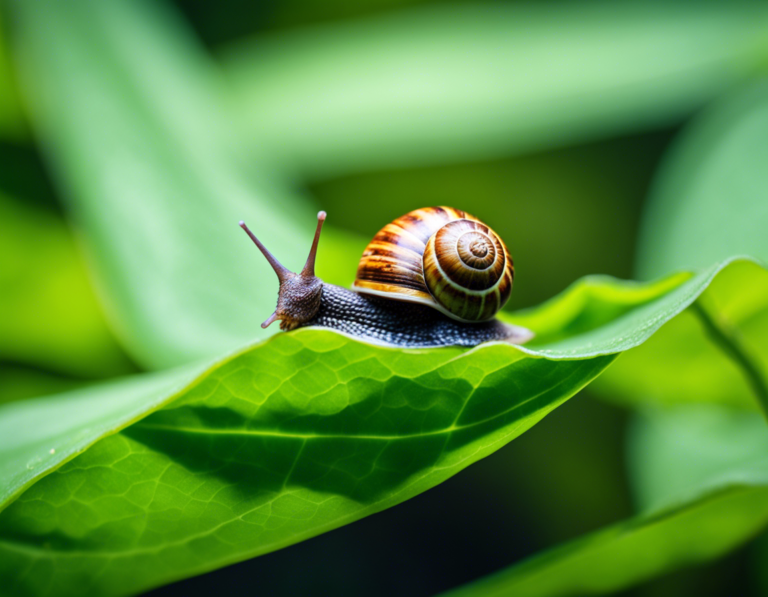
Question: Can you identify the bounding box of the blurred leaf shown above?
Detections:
[439,405,768,597]
[223,0,768,179]
[10,0,320,370]
[595,78,768,407]
[0,13,26,140]
[628,405,768,513]
[0,258,764,595]
[0,192,133,377]
[441,488,768,596]
[638,77,768,279]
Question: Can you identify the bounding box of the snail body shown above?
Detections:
[239,207,532,348]
[310,285,522,347]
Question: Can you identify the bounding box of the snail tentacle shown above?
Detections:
[240,212,326,330]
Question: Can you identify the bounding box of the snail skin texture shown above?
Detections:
[239,207,533,348]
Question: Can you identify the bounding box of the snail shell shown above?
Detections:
[352,206,514,322]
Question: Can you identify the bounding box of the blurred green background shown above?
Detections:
[1,0,767,595]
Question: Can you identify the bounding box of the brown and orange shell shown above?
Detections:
[352,206,514,322]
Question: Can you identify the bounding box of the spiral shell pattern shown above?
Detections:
[423,219,512,321]
[353,206,514,322]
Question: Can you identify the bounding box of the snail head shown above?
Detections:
[239,211,326,331]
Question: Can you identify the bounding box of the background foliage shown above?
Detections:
[0,0,767,596]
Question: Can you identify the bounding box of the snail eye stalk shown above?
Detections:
[238,221,291,283]
[301,211,326,278]
[239,212,327,330]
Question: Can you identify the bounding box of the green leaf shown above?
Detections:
[593,259,768,408]
[10,0,316,369]
[508,258,765,363]
[222,0,768,179]
[0,363,198,510]
[0,334,612,597]
[0,192,133,378]
[0,258,763,596]
[438,405,768,597]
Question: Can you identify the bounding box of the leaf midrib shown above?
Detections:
[137,365,586,440]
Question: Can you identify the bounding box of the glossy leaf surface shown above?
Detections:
[223,1,768,178]
[0,334,612,597]
[0,258,764,596]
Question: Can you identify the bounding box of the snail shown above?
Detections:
[239,207,533,348]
